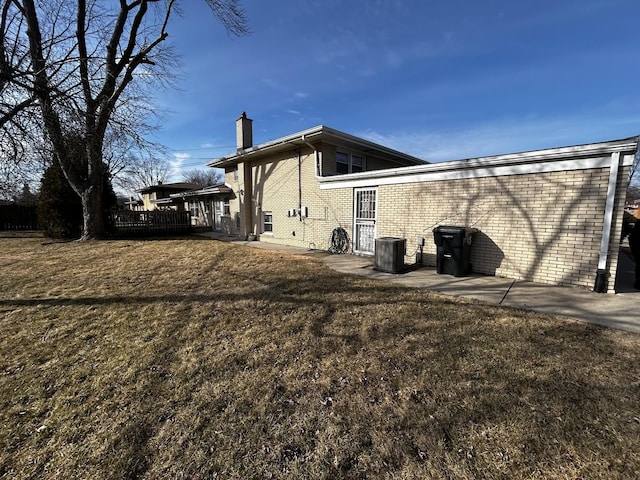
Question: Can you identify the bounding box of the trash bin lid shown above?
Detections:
[433,225,477,234]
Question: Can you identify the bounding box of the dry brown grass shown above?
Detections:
[0,235,639,479]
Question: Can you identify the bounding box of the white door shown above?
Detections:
[213,199,223,231]
[353,187,377,254]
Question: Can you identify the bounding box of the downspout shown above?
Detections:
[297,147,302,222]
[242,161,254,238]
[301,134,321,177]
[594,151,621,293]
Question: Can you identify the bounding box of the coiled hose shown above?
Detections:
[328,227,350,254]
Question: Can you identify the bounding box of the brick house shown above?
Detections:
[136,182,202,211]
[135,181,235,228]
[168,184,234,230]
[208,112,426,240]
[208,113,638,292]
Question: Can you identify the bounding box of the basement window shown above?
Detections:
[262,211,273,233]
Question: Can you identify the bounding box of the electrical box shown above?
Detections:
[300,206,308,218]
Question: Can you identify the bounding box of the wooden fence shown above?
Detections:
[0,204,38,230]
[110,210,192,236]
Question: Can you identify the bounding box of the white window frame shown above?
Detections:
[262,211,273,234]
[189,199,199,218]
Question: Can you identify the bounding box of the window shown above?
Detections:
[223,196,230,216]
[352,154,364,173]
[189,200,199,218]
[336,151,365,174]
[263,211,273,233]
[233,168,238,181]
[336,152,350,174]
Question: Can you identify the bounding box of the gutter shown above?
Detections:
[208,125,426,169]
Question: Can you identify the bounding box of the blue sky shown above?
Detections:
[149,0,640,180]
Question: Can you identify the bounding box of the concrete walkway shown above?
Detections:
[197,232,640,334]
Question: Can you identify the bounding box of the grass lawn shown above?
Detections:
[0,235,639,479]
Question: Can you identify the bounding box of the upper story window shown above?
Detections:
[352,154,364,173]
[336,151,366,174]
[336,152,350,174]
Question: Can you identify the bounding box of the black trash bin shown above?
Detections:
[433,226,477,277]
[374,237,406,273]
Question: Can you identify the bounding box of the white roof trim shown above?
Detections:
[319,139,638,190]
[169,184,232,198]
[208,125,426,168]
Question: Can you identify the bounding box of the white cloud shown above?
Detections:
[358,112,640,163]
[169,153,190,181]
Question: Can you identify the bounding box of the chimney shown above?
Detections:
[236,112,253,151]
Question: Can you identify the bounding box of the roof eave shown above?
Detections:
[317,136,640,184]
[207,125,426,168]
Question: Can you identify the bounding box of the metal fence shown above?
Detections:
[0,205,38,230]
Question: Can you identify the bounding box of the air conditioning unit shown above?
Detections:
[374,237,406,273]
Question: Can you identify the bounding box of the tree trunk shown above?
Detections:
[80,184,104,240]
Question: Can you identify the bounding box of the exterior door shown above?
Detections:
[353,187,377,254]
[213,198,223,231]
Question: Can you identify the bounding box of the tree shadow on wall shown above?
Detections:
[471,231,505,275]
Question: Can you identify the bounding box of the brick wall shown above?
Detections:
[223,142,631,291]
[241,147,353,249]
[371,166,630,290]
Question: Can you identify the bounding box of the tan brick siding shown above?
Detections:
[245,148,353,249]
[223,145,630,291]
[370,166,629,290]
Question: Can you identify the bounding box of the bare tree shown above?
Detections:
[0,0,248,239]
[115,154,171,195]
[182,168,224,187]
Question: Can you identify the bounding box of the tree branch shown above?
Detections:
[76,0,93,110]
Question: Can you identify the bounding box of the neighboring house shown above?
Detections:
[125,197,144,211]
[134,181,234,229]
[624,199,639,219]
[136,182,202,211]
[208,113,638,293]
[169,184,234,230]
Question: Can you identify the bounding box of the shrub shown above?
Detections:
[38,161,82,239]
[38,161,117,239]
